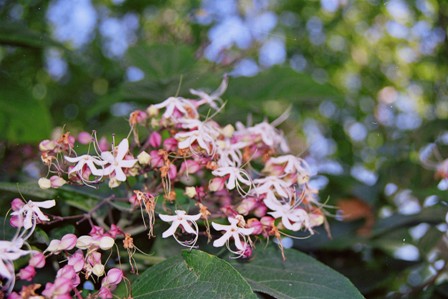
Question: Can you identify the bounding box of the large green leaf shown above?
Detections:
[231,246,364,299]
[225,66,342,104]
[132,250,256,299]
[0,75,52,143]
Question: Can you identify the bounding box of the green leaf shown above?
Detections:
[225,66,342,105]
[371,206,447,237]
[0,22,65,49]
[0,74,52,143]
[231,246,364,299]
[132,249,256,299]
[0,182,101,212]
[0,182,56,200]
[126,44,198,81]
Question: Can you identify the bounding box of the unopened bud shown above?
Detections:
[38,177,52,189]
[99,236,115,250]
[29,252,46,268]
[19,265,36,281]
[50,175,67,188]
[149,132,162,148]
[147,105,159,117]
[76,235,94,250]
[108,178,120,189]
[105,268,123,286]
[45,240,61,253]
[93,264,105,277]
[60,234,77,250]
[78,131,93,144]
[137,151,151,165]
[39,139,56,151]
[185,186,197,198]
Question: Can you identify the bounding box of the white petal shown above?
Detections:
[180,220,196,234]
[237,227,254,236]
[159,214,177,222]
[185,213,201,221]
[116,139,129,161]
[64,155,83,163]
[114,167,127,182]
[162,222,179,238]
[101,151,115,163]
[213,231,231,248]
[35,200,56,209]
[211,222,229,232]
[119,159,137,168]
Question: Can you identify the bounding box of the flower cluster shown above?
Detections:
[2,78,327,297]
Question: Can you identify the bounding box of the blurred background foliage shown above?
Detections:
[1,0,448,297]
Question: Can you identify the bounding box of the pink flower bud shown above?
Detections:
[53,277,73,295]
[260,216,275,236]
[163,137,178,152]
[179,160,201,175]
[99,137,109,152]
[150,150,164,168]
[149,131,162,148]
[209,177,226,192]
[68,250,85,272]
[87,251,102,266]
[29,252,46,268]
[11,198,24,211]
[89,226,105,237]
[168,164,177,180]
[247,218,263,235]
[19,265,36,281]
[50,175,67,188]
[98,286,113,299]
[128,194,138,207]
[242,244,253,259]
[108,224,123,238]
[39,139,56,151]
[129,110,147,126]
[8,292,21,299]
[9,215,23,228]
[253,204,267,218]
[60,234,77,250]
[67,135,76,148]
[104,268,123,286]
[237,197,257,216]
[77,131,93,144]
[57,265,76,280]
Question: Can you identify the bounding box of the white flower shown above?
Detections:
[159,210,201,248]
[11,199,55,230]
[216,139,247,167]
[212,217,254,252]
[236,121,290,153]
[101,139,137,182]
[190,75,228,110]
[212,166,252,196]
[153,97,198,119]
[0,237,31,294]
[175,128,216,156]
[264,197,311,232]
[65,154,107,176]
[253,176,292,199]
[267,155,310,176]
